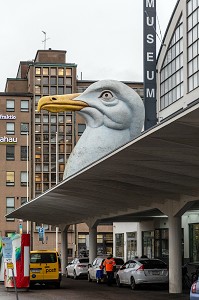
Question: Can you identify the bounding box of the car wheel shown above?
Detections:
[116,275,121,287]
[66,269,69,278]
[88,273,92,282]
[73,270,78,280]
[54,282,60,289]
[130,276,136,290]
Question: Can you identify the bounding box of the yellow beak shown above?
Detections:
[37,93,89,113]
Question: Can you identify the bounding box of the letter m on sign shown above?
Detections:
[146,0,154,7]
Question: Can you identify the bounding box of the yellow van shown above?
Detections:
[30,250,62,288]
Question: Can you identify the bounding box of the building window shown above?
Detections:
[78,124,86,136]
[35,67,41,75]
[66,77,72,85]
[21,100,29,112]
[50,86,57,94]
[43,86,49,94]
[35,77,41,85]
[21,171,28,186]
[115,233,124,258]
[6,99,15,112]
[58,86,64,94]
[50,68,57,76]
[6,145,15,160]
[43,68,49,75]
[160,15,183,109]
[43,77,49,85]
[21,146,28,160]
[21,123,29,134]
[21,197,28,205]
[6,123,15,135]
[6,171,15,186]
[6,197,15,221]
[58,68,64,76]
[58,77,64,85]
[35,85,41,94]
[126,232,137,260]
[66,68,72,76]
[50,77,57,85]
[66,87,72,94]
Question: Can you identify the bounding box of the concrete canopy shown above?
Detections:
[8,102,199,226]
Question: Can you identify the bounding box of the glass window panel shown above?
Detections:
[35,164,41,171]
[21,100,29,112]
[43,86,49,94]
[66,126,72,134]
[6,145,15,160]
[66,87,72,94]
[193,26,197,42]
[58,86,64,94]
[43,68,49,75]
[6,171,15,185]
[66,68,72,76]
[43,77,49,85]
[50,86,57,94]
[35,77,41,85]
[66,116,72,123]
[43,154,49,162]
[59,116,64,123]
[21,146,28,160]
[43,134,49,142]
[43,164,49,171]
[43,115,49,123]
[188,30,193,46]
[6,100,15,112]
[35,68,41,75]
[35,86,41,94]
[43,144,49,153]
[58,68,64,76]
[43,125,49,133]
[66,77,72,85]
[35,174,42,182]
[58,77,64,85]
[6,123,15,134]
[6,197,14,207]
[35,125,41,133]
[50,77,57,85]
[51,115,57,123]
[35,115,41,123]
[51,68,57,76]
[20,123,29,134]
[51,125,56,133]
[21,171,27,185]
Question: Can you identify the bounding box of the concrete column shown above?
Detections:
[137,223,142,257]
[168,214,182,293]
[89,225,97,264]
[61,227,68,275]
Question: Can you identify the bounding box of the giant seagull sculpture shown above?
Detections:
[37,80,145,179]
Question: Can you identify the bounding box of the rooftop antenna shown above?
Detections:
[42,31,50,50]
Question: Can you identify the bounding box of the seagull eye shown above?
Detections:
[100,91,113,100]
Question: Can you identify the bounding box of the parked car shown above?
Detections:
[66,257,89,279]
[190,280,199,299]
[116,258,168,290]
[88,255,124,283]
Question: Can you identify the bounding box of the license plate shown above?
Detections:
[152,271,160,275]
[31,269,41,273]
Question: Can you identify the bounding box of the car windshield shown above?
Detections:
[140,259,167,269]
[79,258,89,263]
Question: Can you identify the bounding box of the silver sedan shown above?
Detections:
[116,258,168,290]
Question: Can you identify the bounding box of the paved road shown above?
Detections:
[0,276,190,300]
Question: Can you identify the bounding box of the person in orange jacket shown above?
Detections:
[103,254,116,286]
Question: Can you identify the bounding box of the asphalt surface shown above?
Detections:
[0,276,190,300]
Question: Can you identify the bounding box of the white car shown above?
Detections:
[88,256,124,283]
[116,258,168,290]
[66,257,89,279]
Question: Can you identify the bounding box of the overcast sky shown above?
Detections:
[0,0,177,92]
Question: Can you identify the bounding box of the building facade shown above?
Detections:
[0,49,144,259]
[113,0,199,264]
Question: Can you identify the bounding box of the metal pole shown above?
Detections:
[26,131,29,234]
[55,131,59,251]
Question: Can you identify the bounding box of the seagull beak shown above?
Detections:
[37,93,89,113]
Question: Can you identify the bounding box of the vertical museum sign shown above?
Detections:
[143,0,157,129]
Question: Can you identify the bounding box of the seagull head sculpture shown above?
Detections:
[37,80,145,179]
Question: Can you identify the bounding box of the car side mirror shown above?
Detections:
[120,266,126,270]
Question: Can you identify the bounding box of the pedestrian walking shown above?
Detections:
[103,254,116,286]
